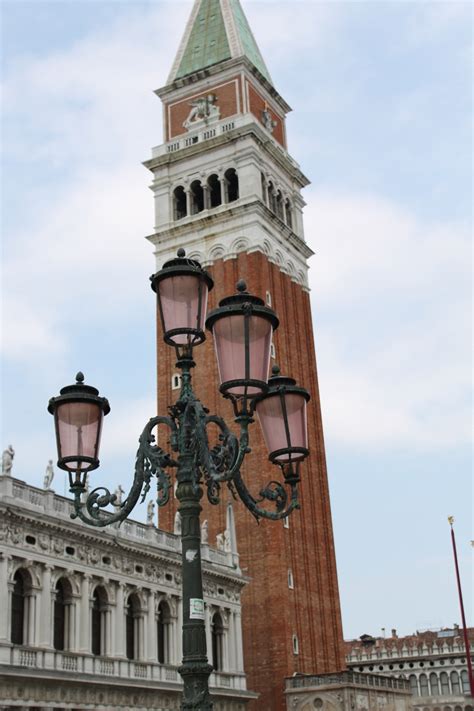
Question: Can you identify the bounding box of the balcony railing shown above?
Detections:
[286,670,411,691]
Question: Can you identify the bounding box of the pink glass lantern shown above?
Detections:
[206,281,279,399]
[151,249,214,349]
[48,372,110,489]
[256,366,310,464]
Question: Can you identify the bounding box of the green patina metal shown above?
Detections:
[176,0,272,83]
[228,0,271,82]
[176,0,231,79]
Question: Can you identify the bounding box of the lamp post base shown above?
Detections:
[179,662,214,710]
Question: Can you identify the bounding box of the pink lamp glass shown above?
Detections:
[212,314,273,396]
[56,401,104,472]
[256,392,308,462]
[158,274,209,345]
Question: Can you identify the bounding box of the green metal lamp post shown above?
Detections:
[48,249,310,711]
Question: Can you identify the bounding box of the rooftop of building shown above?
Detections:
[345,628,474,657]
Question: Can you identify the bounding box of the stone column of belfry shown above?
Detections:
[144,1,346,708]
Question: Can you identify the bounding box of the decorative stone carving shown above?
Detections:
[183,94,220,129]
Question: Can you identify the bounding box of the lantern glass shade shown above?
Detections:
[158,274,209,345]
[256,392,308,462]
[213,313,273,395]
[55,401,103,472]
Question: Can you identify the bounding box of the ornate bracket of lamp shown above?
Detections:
[47,248,310,710]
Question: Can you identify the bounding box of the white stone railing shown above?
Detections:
[2,644,245,691]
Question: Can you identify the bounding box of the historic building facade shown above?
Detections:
[0,472,256,710]
[145,1,346,708]
[345,629,473,711]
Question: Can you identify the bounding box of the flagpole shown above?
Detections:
[448,516,474,697]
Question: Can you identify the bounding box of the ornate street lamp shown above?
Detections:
[48,249,310,711]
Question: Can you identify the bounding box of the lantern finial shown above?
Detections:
[76,372,85,383]
[177,248,186,258]
[271,364,280,376]
[236,279,247,293]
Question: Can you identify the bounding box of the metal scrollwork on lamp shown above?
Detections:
[47,248,310,711]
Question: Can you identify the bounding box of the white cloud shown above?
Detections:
[306,189,471,449]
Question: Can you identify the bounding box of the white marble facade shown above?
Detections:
[0,474,255,710]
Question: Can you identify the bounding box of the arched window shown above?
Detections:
[211,612,224,671]
[460,670,469,694]
[420,674,429,697]
[126,593,141,661]
[430,672,440,696]
[275,190,284,220]
[91,586,108,656]
[54,578,71,651]
[410,675,419,696]
[173,186,187,220]
[285,198,293,229]
[207,174,222,208]
[157,601,171,664]
[190,180,204,214]
[440,672,450,695]
[451,671,460,695]
[225,169,239,203]
[11,569,29,645]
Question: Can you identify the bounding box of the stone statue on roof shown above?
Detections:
[43,460,54,490]
[147,499,155,526]
[2,445,14,475]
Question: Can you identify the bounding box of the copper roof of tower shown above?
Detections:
[167,0,272,84]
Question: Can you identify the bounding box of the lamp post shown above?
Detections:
[48,249,310,710]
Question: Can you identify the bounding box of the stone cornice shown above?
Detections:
[144,119,309,189]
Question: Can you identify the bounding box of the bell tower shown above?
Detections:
[145,1,346,708]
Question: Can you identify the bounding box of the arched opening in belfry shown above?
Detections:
[190,180,204,214]
[275,190,284,220]
[173,185,187,220]
[225,168,239,203]
[285,198,293,229]
[267,181,276,213]
[207,174,222,208]
[261,173,269,206]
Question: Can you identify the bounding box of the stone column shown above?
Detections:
[0,555,11,641]
[234,609,244,672]
[39,565,53,648]
[185,189,192,216]
[202,184,210,210]
[146,591,156,662]
[114,582,126,658]
[79,574,91,652]
[220,177,228,204]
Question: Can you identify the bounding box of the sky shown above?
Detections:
[1,0,472,641]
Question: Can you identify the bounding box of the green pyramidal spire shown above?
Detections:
[168,0,272,84]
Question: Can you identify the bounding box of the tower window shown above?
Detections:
[288,570,294,589]
[190,180,204,214]
[261,173,267,205]
[171,374,181,390]
[268,181,276,213]
[283,516,289,529]
[207,173,222,208]
[173,186,187,220]
[292,634,299,655]
[265,291,272,306]
[225,168,239,203]
[270,342,276,359]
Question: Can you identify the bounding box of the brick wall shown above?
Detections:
[247,81,286,148]
[156,251,346,711]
